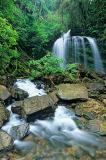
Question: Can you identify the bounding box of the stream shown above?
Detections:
[1,79,106,159]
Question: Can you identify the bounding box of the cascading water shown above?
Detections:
[30,105,102,156]
[53,30,71,67]
[2,79,46,151]
[2,79,105,156]
[85,37,104,73]
[53,30,105,73]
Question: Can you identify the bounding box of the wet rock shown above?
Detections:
[100,113,106,121]
[101,94,106,99]
[0,102,10,128]
[0,130,13,152]
[11,101,23,115]
[104,80,106,86]
[57,84,88,101]
[83,111,96,120]
[0,76,7,86]
[10,87,29,101]
[87,120,106,135]
[87,82,104,92]
[74,117,88,129]
[0,85,11,101]
[49,91,59,104]
[75,99,105,119]
[0,155,10,160]
[103,99,106,106]
[12,92,58,120]
[35,80,45,89]
[0,75,16,87]
[10,123,29,140]
[86,82,106,99]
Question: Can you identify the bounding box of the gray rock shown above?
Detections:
[57,84,88,100]
[11,101,23,115]
[87,120,106,136]
[0,130,13,152]
[75,98,105,119]
[0,85,11,101]
[10,123,29,140]
[12,92,58,119]
[0,102,10,128]
[102,99,106,107]
[87,82,104,92]
[10,87,29,101]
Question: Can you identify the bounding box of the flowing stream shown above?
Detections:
[1,79,105,156]
[53,30,105,73]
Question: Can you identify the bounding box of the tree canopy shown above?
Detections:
[0,0,105,75]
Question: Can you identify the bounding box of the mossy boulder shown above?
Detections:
[0,130,13,152]
[0,85,11,101]
[75,99,105,119]
[0,102,10,128]
[57,84,88,101]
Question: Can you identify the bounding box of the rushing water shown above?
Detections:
[53,30,105,73]
[1,79,105,156]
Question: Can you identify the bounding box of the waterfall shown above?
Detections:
[53,30,105,73]
[85,37,104,73]
[53,30,71,67]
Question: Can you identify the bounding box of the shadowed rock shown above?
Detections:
[10,123,29,140]
[0,130,13,152]
[11,92,58,121]
[0,102,10,128]
[10,87,29,101]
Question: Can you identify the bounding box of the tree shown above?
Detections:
[0,16,19,74]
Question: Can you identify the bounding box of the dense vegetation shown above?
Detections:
[0,0,106,78]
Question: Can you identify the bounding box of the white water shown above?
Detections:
[15,79,46,97]
[30,105,101,156]
[53,30,105,73]
[2,105,25,134]
[2,79,104,154]
[2,79,46,149]
[85,37,104,73]
[53,30,71,67]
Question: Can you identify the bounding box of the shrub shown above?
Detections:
[28,54,78,81]
[28,54,65,79]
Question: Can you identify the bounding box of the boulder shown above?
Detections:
[0,130,13,152]
[57,84,88,100]
[102,99,106,106]
[104,80,106,87]
[10,123,29,140]
[11,101,23,115]
[10,87,29,101]
[0,75,16,87]
[0,102,10,128]
[12,92,58,120]
[87,82,104,92]
[75,99,105,119]
[0,85,11,101]
[87,120,106,135]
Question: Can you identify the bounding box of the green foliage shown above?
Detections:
[28,54,79,81]
[0,16,19,74]
[28,54,64,79]
[0,0,105,77]
[66,63,78,80]
[0,0,63,59]
[35,13,61,43]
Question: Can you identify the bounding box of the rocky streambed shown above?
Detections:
[0,75,106,160]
